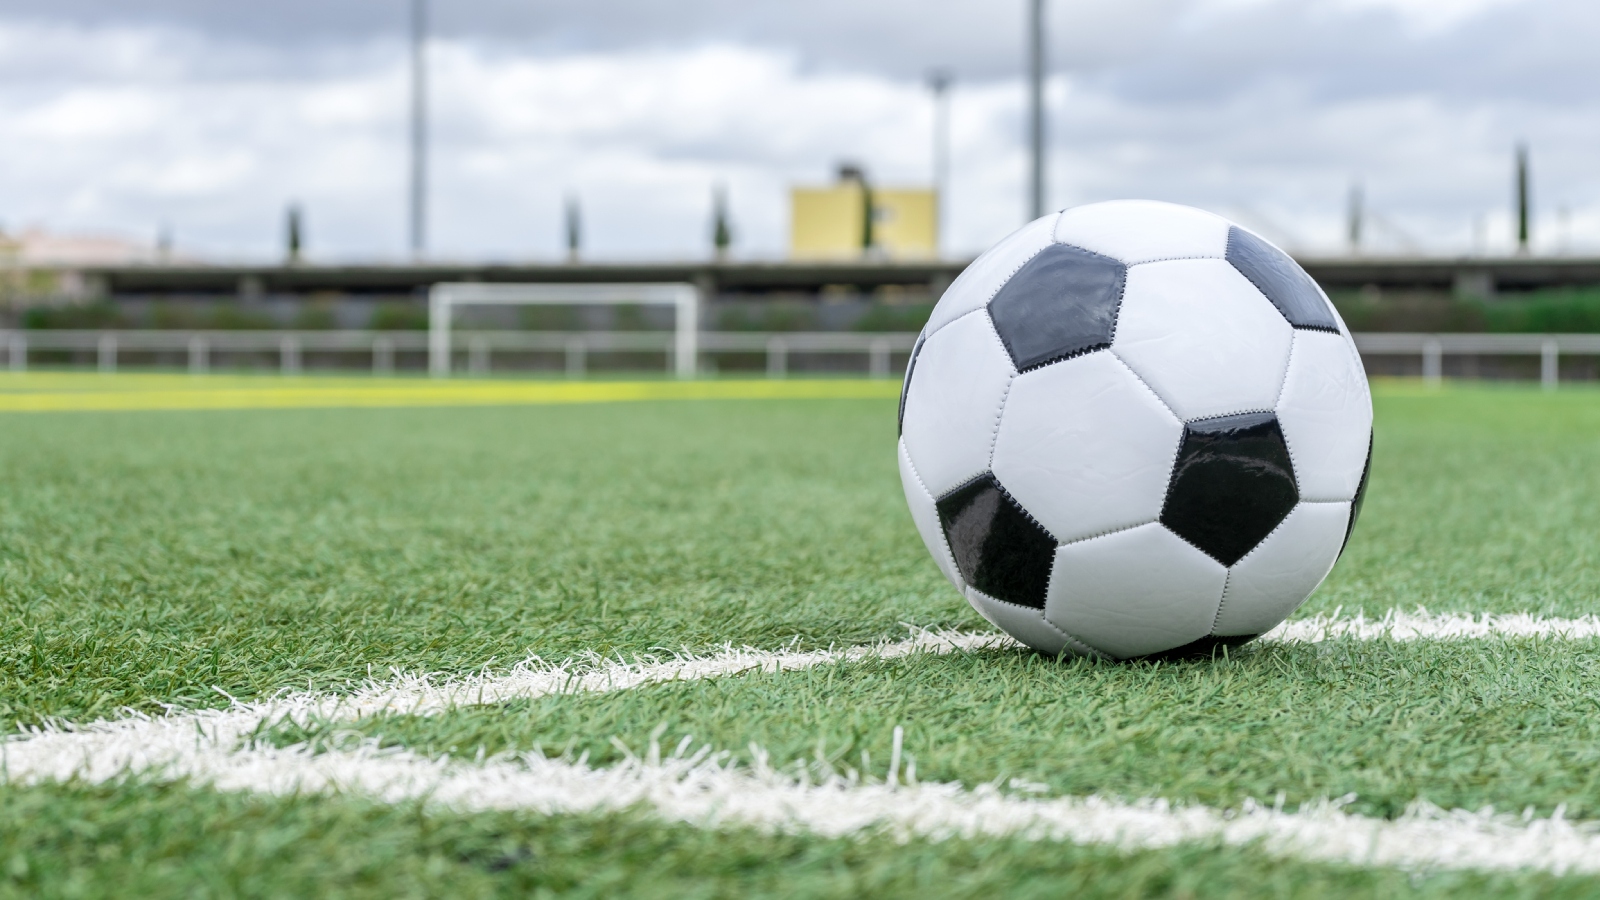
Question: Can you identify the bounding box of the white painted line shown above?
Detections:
[325,627,1010,720]
[8,719,1600,877]
[1265,609,1600,643]
[6,612,1600,877]
[1,627,1006,782]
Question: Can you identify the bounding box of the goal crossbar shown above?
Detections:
[428,282,700,378]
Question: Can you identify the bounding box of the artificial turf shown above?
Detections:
[273,634,1600,821]
[4,378,1600,891]
[0,396,943,725]
[2,779,1595,900]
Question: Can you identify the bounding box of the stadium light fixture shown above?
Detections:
[427,283,700,379]
[1027,0,1047,221]
[1347,183,1362,256]
[927,69,953,256]
[409,0,428,260]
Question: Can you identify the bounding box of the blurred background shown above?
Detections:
[3,0,1600,376]
[1,0,1586,262]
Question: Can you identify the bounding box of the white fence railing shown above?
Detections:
[0,330,1594,386]
[0,330,919,379]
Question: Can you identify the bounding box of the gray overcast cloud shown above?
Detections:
[0,0,1592,261]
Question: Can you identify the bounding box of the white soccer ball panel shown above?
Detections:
[967,587,1084,657]
[1213,501,1350,637]
[900,310,1016,496]
[991,352,1182,545]
[1111,259,1294,422]
[924,213,1061,337]
[1045,523,1228,659]
[1276,330,1374,502]
[898,437,964,593]
[1053,199,1231,265]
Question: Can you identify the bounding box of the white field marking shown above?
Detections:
[1262,609,1600,643]
[6,613,1600,876]
[1,627,1008,784]
[8,722,1600,878]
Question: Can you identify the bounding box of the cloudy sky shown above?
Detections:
[0,0,1592,261]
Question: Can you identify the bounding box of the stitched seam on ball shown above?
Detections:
[1107,348,1181,424]
[902,444,963,581]
[1210,570,1233,635]
[995,477,1055,542]
[974,585,1096,654]
[1037,614,1105,659]
[976,594,1104,659]
[1121,352,1190,522]
[1163,528,1227,566]
[928,305,991,343]
[1123,253,1227,267]
[1273,332,1303,497]
[1016,343,1112,374]
[1105,259,1131,347]
[1188,408,1275,424]
[1055,519,1156,549]
[1272,330,1299,412]
[982,311,1020,470]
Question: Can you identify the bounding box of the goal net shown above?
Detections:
[427,282,700,378]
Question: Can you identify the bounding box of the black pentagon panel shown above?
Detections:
[986,243,1126,371]
[897,333,926,436]
[1339,433,1374,558]
[1225,227,1340,333]
[935,473,1056,610]
[1160,411,1299,567]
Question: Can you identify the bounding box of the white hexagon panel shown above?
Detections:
[1214,500,1351,637]
[1111,258,1294,422]
[991,351,1182,545]
[899,309,1015,497]
[1276,330,1374,503]
[1045,523,1228,660]
[1054,199,1231,265]
[898,437,963,593]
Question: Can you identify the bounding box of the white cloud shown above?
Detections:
[0,2,1595,262]
[1333,0,1527,31]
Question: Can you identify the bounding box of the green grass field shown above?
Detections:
[5,377,1600,896]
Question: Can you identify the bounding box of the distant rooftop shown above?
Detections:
[0,227,186,267]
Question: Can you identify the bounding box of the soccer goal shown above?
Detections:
[427,282,700,378]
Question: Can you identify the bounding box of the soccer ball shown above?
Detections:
[898,200,1372,659]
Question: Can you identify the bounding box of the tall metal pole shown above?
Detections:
[1347,183,1363,255]
[927,69,952,255]
[1027,0,1046,220]
[1515,143,1531,256]
[409,0,428,259]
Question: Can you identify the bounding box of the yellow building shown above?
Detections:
[790,170,938,260]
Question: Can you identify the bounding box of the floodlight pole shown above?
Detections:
[927,69,952,256]
[1027,0,1047,221]
[1347,183,1363,255]
[409,0,428,259]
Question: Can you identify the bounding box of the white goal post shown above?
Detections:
[427,282,700,378]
